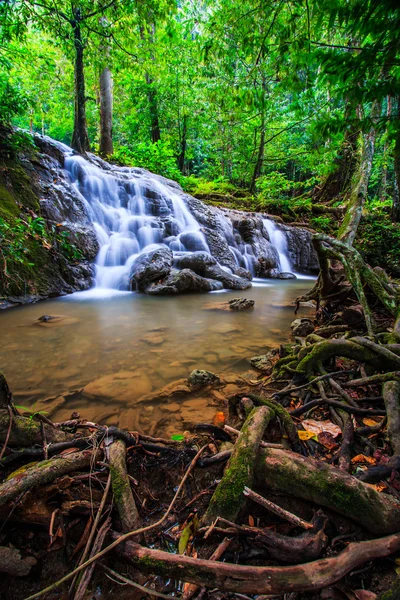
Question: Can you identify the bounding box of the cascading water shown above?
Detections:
[49,142,313,293]
[64,154,210,290]
[263,219,292,273]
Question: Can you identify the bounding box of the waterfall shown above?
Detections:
[64,154,210,290]
[48,143,312,292]
[263,219,292,273]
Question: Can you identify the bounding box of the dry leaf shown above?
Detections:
[298,429,317,441]
[362,418,381,427]
[351,454,377,465]
[301,419,342,438]
[318,431,339,450]
[248,515,255,527]
[212,411,226,426]
[368,482,387,492]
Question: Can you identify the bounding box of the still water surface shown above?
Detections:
[0,280,313,434]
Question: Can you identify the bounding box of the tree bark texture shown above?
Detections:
[71,21,90,154]
[99,66,113,155]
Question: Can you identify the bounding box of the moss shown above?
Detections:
[379,578,400,600]
[203,407,272,524]
[110,464,129,505]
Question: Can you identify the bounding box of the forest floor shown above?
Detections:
[1,291,400,600]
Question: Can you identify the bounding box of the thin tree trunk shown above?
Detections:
[250,76,266,194]
[99,66,113,155]
[392,98,400,222]
[146,72,161,144]
[379,95,392,201]
[71,21,90,154]
[178,113,187,173]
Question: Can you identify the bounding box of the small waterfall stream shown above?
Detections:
[59,147,297,291]
[263,219,292,273]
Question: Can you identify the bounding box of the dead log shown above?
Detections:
[253,448,400,535]
[0,449,101,508]
[111,530,400,595]
[202,406,273,525]
[109,439,140,532]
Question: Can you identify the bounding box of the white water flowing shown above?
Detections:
[263,219,292,273]
[64,154,210,290]
[54,145,302,292]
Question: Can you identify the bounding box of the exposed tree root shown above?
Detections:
[109,439,140,532]
[202,406,273,525]
[112,530,400,595]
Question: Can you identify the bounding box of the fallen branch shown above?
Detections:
[243,486,313,530]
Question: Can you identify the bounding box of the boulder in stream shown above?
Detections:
[130,247,173,291]
[187,369,221,390]
[228,298,255,311]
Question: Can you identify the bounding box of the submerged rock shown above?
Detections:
[188,369,221,390]
[291,318,315,337]
[279,272,297,279]
[82,370,153,403]
[250,348,279,373]
[228,298,255,311]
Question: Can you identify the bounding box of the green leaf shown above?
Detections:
[171,434,184,441]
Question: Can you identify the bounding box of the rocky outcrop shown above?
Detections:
[175,252,252,290]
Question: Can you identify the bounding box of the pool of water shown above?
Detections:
[0,279,313,433]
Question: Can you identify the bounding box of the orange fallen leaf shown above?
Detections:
[248,515,255,527]
[362,418,381,427]
[368,483,387,492]
[351,454,377,465]
[212,411,226,426]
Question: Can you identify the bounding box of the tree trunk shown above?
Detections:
[338,99,382,245]
[379,95,392,201]
[99,66,113,155]
[146,72,161,144]
[250,76,266,194]
[71,21,90,154]
[178,113,187,173]
[392,98,400,222]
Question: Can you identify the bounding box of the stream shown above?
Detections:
[0,280,313,436]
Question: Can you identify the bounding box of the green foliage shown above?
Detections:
[0,71,28,124]
[112,141,183,183]
[356,200,400,275]
[0,216,82,290]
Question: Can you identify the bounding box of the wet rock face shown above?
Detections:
[3,133,318,304]
[283,225,319,273]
